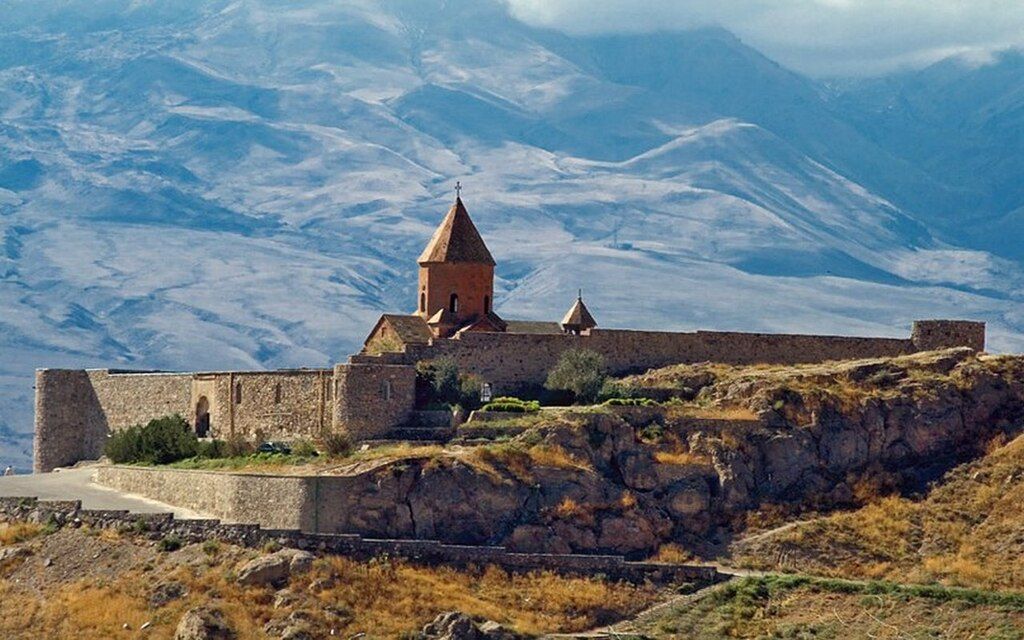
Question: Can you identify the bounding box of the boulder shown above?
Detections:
[279,549,315,575]
[174,607,232,640]
[597,515,660,554]
[236,548,315,588]
[419,611,523,639]
[150,581,187,608]
[0,547,31,563]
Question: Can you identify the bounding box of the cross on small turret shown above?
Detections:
[455,181,462,199]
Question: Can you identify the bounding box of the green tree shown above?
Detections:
[545,348,607,404]
[105,414,198,465]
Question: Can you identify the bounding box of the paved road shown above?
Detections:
[0,466,209,520]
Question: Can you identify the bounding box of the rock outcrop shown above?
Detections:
[326,350,1024,555]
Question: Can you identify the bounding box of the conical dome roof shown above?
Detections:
[561,294,597,332]
[418,197,495,265]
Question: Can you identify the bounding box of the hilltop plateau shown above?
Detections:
[274,348,1024,557]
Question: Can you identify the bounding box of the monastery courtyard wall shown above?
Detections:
[34,319,985,472]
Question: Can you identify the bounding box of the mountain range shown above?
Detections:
[1,0,1023,470]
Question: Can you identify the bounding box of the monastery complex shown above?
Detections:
[33,196,986,472]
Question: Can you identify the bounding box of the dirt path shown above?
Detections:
[0,465,209,519]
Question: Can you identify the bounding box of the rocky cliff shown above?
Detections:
[326,349,1024,556]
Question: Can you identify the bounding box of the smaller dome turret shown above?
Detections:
[561,290,597,335]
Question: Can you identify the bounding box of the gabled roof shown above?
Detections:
[455,311,508,335]
[561,296,597,331]
[505,320,563,335]
[418,197,496,265]
[380,314,432,344]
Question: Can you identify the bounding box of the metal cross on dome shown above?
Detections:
[455,181,462,199]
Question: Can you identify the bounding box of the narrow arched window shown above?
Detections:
[274,383,282,404]
[234,382,243,405]
[484,295,490,313]
[420,291,426,312]
[449,293,458,313]
[382,380,392,401]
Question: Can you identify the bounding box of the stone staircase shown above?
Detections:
[378,424,455,443]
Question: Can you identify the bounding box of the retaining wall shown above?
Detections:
[0,496,720,585]
[95,466,315,530]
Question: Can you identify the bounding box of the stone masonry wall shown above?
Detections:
[95,466,315,530]
[333,363,416,440]
[202,370,332,441]
[34,369,331,472]
[911,320,987,352]
[34,370,192,473]
[353,328,920,395]
[0,495,720,585]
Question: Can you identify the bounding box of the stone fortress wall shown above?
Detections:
[34,319,986,472]
[34,369,193,473]
[353,320,986,393]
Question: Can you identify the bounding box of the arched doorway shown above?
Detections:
[195,396,211,438]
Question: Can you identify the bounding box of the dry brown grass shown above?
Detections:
[653,450,709,466]
[619,491,638,509]
[670,405,759,421]
[529,444,593,471]
[648,543,695,564]
[0,523,45,547]
[731,432,1024,590]
[467,443,535,481]
[551,497,597,526]
[0,534,658,639]
[467,441,595,480]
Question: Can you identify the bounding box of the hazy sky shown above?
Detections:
[506,0,1024,77]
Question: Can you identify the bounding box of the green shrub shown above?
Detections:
[481,397,540,413]
[459,373,485,411]
[603,397,659,407]
[291,439,318,457]
[597,380,645,401]
[196,439,227,459]
[416,358,485,409]
[639,424,665,443]
[322,432,353,458]
[105,415,198,465]
[105,425,143,464]
[225,436,254,457]
[159,534,183,552]
[545,348,607,405]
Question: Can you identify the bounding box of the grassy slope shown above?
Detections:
[0,525,657,639]
[728,430,1024,591]
[619,351,1024,638]
[628,575,1024,640]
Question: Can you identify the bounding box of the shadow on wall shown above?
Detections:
[33,370,109,473]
